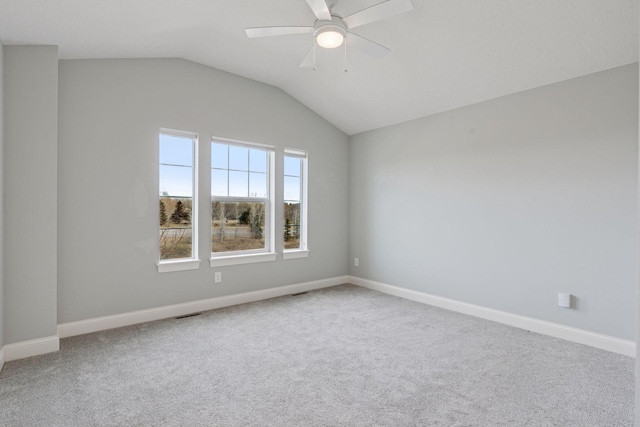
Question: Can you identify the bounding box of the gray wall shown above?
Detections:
[636,27,640,425]
[350,64,639,341]
[0,40,4,350]
[4,46,59,344]
[57,58,349,323]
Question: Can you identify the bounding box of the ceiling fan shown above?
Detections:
[246,0,414,69]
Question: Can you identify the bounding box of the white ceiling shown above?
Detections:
[0,0,638,135]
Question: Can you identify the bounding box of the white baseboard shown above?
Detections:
[350,276,636,358]
[0,346,5,372]
[59,275,349,339]
[3,335,60,362]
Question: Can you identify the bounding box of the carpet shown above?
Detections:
[0,284,634,426]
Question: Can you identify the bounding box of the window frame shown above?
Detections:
[283,148,309,260]
[210,137,276,267]
[157,128,201,273]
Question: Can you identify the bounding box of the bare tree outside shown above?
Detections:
[160,197,193,259]
[212,201,227,242]
[212,202,265,252]
[159,227,191,259]
[284,202,300,249]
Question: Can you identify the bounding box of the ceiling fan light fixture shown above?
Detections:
[245,0,415,67]
[315,25,346,48]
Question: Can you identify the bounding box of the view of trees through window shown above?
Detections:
[160,197,193,259]
[284,202,300,249]
[159,131,195,261]
[160,133,305,262]
[284,154,303,250]
[212,201,265,252]
[211,140,271,254]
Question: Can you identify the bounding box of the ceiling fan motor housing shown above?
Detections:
[314,18,347,48]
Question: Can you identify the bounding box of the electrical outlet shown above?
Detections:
[558,293,571,308]
[354,258,359,267]
[214,272,222,283]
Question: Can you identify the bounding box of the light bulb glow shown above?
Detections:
[316,28,345,49]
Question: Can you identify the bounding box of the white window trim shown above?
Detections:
[158,128,199,271]
[211,136,275,151]
[210,252,277,267]
[210,138,276,266]
[158,258,201,273]
[282,249,310,260]
[283,148,308,258]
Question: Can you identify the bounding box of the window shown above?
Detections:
[210,139,276,267]
[158,129,200,272]
[283,149,309,259]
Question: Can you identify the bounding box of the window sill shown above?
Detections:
[157,259,201,273]
[282,250,310,260]
[210,252,277,267]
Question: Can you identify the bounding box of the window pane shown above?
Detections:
[160,131,196,262]
[249,172,267,198]
[211,139,274,257]
[229,145,248,171]
[284,156,301,177]
[229,171,248,197]
[211,169,228,197]
[283,151,306,253]
[250,149,267,173]
[160,135,193,166]
[160,165,193,197]
[284,176,300,201]
[212,201,266,253]
[160,196,193,260]
[284,202,301,250]
[211,143,228,169]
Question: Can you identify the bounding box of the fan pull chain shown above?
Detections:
[313,41,317,71]
[343,38,348,73]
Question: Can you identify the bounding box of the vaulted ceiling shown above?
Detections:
[1,0,637,135]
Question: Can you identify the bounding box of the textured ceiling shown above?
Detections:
[0,0,638,135]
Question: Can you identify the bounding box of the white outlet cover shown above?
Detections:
[558,293,571,308]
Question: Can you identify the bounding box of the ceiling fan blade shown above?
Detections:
[343,0,414,29]
[346,33,390,59]
[304,0,332,20]
[299,46,315,68]
[246,26,314,38]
